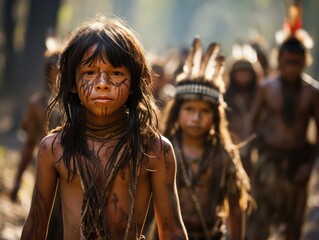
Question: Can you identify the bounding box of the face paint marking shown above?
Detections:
[106,78,129,89]
[110,193,119,215]
[79,75,95,98]
[107,77,129,101]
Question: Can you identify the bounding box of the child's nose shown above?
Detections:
[192,112,201,121]
[96,72,110,90]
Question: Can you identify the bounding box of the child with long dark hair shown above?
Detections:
[158,37,251,240]
[21,15,187,240]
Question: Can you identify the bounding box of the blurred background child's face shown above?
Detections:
[178,99,213,139]
[233,69,254,88]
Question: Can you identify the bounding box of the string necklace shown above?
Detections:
[77,114,140,239]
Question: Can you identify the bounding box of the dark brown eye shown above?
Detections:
[83,71,96,76]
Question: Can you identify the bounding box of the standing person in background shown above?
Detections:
[20,15,187,240]
[10,47,60,202]
[246,2,319,239]
[157,37,251,240]
[10,41,63,240]
[224,44,264,176]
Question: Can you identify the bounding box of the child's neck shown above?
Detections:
[85,108,127,126]
[181,134,206,160]
[85,109,129,140]
[181,133,206,149]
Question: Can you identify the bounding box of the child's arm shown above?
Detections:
[150,136,188,240]
[21,135,59,240]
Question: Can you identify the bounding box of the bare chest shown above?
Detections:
[265,85,313,116]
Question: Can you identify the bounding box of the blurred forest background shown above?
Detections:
[0,0,318,239]
[0,0,319,133]
[0,0,318,133]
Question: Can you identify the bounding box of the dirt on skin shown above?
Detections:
[0,142,35,240]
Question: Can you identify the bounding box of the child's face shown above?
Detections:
[178,99,213,139]
[75,47,131,122]
[233,69,254,88]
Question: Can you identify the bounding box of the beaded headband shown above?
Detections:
[175,81,223,104]
[174,37,225,105]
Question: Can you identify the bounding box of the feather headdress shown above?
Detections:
[175,37,225,105]
[228,43,263,74]
[222,42,264,88]
[276,0,313,49]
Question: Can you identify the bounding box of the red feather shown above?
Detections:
[286,0,302,34]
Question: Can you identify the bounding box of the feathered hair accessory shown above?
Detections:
[222,42,264,87]
[231,43,258,64]
[228,43,264,74]
[276,0,313,49]
[174,37,225,105]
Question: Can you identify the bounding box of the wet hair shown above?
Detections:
[278,37,306,57]
[46,15,159,180]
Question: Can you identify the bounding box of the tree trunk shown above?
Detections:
[5,0,61,132]
[1,0,17,95]
[20,0,61,93]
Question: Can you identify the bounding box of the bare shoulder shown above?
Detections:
[146,134,173,154]
[38,132,62,160]
[144,134,176,169]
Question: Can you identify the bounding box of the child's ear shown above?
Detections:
[71,85,77,93]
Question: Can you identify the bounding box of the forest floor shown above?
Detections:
[0,130,35,240]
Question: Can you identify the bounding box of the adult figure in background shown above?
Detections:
[10,49,60,202]
[247,36,319,240]
[10,44,63,240]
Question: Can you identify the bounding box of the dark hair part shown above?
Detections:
[278,37,306,57]
[46,16,159,181]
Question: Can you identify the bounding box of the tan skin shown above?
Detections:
[177,99,244,240]
[227,69,256,143]
[249,51,319,182]
[21,48,187,240]
[250,52,319,150]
